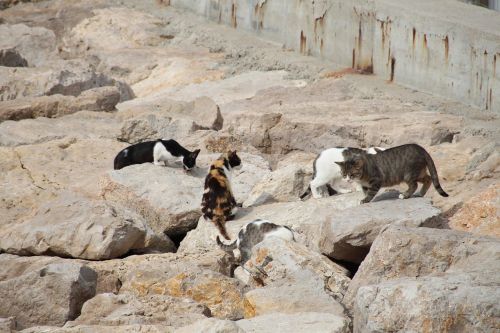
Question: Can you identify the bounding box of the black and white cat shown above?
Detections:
[216,219,295,266]
[114,139,200,171]
[300,147,384,199]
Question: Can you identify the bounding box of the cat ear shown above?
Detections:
[193,149,201,157]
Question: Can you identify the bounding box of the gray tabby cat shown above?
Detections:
[335,143,449,204]
[216,219,295,265]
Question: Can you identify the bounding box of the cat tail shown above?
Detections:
[213,216,231,240]
[422,147,449,197]
[216,235,237,252]
[299,186,311,200]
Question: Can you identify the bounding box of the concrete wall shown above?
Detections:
[169,0,500,113]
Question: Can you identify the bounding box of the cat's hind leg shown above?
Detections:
[417,174,432,197]
[310,176,331,199]
[400,181,418,199]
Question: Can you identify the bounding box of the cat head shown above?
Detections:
[227,150,242,170]
[183,149,201,171]
[335,156,365,181]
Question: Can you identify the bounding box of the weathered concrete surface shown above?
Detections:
[170,0,500,112]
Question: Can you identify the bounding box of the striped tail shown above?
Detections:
[216,235,237,252]
[422,146,449,197]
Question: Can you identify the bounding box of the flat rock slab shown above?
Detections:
[319,197,441,263]
[0,254,97,330]
[0,192,175,260]
[101,153,271,236]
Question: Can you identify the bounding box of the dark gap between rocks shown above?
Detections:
[331,258,362,278]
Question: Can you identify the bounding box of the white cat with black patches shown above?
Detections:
[114,139,200,171]
[300,147,385,199]
[216,219,295,266]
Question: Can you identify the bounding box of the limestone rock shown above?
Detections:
[0,86,120,122]
[237,312,351,333]
[242,239,349,321]
[344,225,500,328]
[354,275,500,333]
[449,183,499,237]
[243,163,312,207]
[0,317,15,333]
[0,192,175,260]
[189,96,223,130]
[0,113,122,147]
[0,254,97,329]
[21,324,172,333]
[0,23,56,67]
[69,293,209,328]
[319,197,442,263]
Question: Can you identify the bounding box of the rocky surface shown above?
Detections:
[0,0,498,332]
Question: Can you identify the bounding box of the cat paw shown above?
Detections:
[398,193,405,199]
[360,199,371,204]
[236,202,243,208]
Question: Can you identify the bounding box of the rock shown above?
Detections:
[348,225,500,332]
[0,23,56,67]
[118,262,245,320]
[242,238,349,320]
[0,113,122,147]
[0,317,15,333]
[0,86,120,122]
[354,275,500,333]
[21,324,172,333]
[0,192,175,260]
[175,318,243,333]
[101,153,271,237]
[0,254,97,329]
[243,163,312,207]
[449,183,499,237]
[319,197,442,263]
[0,60,128,102]
[68,293,209,328]
[237,312,351,333]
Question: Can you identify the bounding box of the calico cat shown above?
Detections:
[201,151,242,240]
[113,139,200,171]
[216,219,295,265]
[300,147,384,199]
[335,143,449,204]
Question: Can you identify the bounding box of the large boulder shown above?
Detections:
[344,226,500,332]
[0,192,175,260]
[449,183,499,237]
[68,292,209,328]
[0,23,56,67]
[0,114,122,147]
[0,254,97,329]
[0,86,120,122]
[100,153,271,237]
[319,197,442,263]
[242,238,349,321]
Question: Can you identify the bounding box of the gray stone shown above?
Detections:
[175,318,243,333]
[319,197,441,263]
[0,254,97,330]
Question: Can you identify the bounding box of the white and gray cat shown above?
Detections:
[300,147,385,199]
[216,219,295,266]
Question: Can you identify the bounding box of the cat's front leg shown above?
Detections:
[360,181,380,204]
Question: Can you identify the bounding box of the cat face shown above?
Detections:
[227,150,242,170]
[336,157,365,180]
[182,149,200,171]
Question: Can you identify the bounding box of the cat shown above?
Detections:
[201,150,242,240]
[300,147,385,199]
[335,143,449,204]
[113,139,200,171]
[216,219,295,266]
